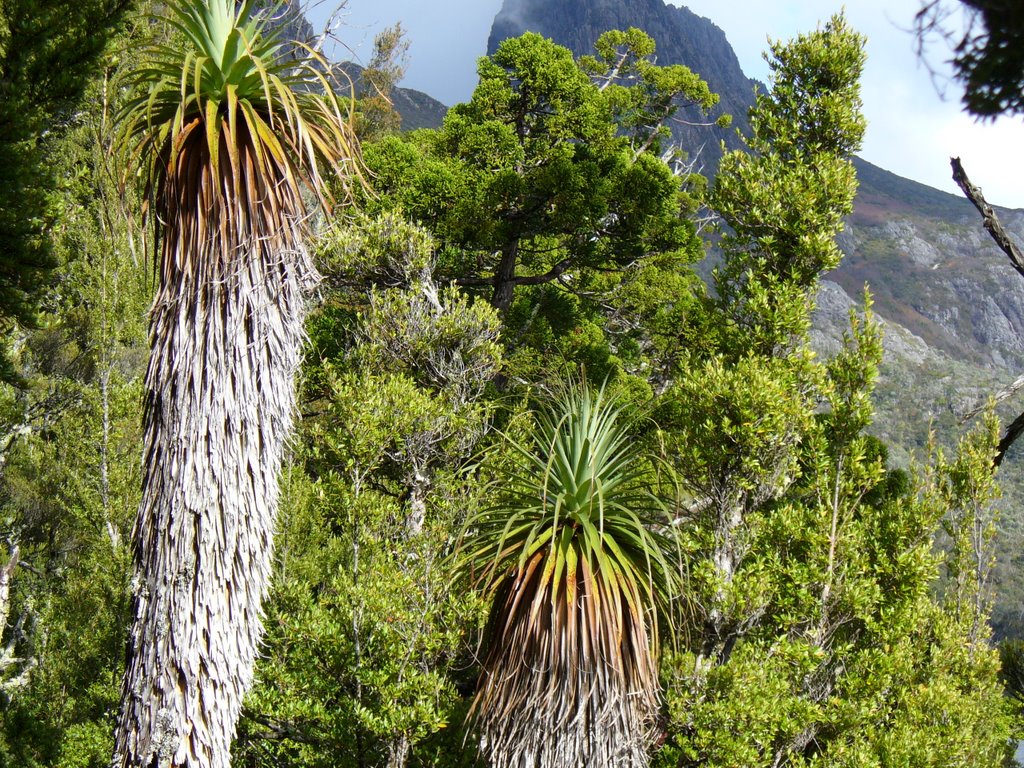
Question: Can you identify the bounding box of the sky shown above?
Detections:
[308,0,1024,209]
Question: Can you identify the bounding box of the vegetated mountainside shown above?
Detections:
[386,84,448,131]
[822,170,1024,637]
[338,61,449,131]
[841,162,1024,372]
[481,0,1024,636]
[831,161,1024,477]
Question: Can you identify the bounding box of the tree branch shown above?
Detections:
[951,156,1024,278]
[513,257,575,286]
[951,156,1024,465]
[453,275,495,288]
[961,371,1024,423]
[241,711,324,746]
[454,256,576,290]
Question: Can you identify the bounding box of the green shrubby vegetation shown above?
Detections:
[0,3,1016,768]
[236,216,497,767]
[0,0,134,381]
[0,44,149,766]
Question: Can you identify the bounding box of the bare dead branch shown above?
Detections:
[951,156,1024,278]
[951,156,1024,464]
[961,372,1024,423]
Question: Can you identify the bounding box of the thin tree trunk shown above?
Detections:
[0,540,37,699]
[405,470,429,537]
[112,234,317,768]
[386,734,410,768]
[490,240,519,316]
[698,499,744,666]
[0,544,17,641]
[100,365,121,550]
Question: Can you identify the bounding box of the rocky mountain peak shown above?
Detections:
[486,0,757,164]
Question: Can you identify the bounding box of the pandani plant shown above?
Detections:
[111,0,359,765]
[461,381,677,768]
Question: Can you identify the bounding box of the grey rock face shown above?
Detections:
[834,208,1024,370]
[486,0,757,168]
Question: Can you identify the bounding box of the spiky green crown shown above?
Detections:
[460,382,676,766]
[464,383,676,607]
[118,0,358,218]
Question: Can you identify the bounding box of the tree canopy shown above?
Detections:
[916,0,1024,117]
[0,6,1015,768]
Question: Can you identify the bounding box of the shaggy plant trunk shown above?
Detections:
[476,566,657,768]
[113,231,316,767]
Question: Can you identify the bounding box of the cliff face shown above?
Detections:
[486,0,757,161]
[258,0,316,49]
[841,161,1024,371]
